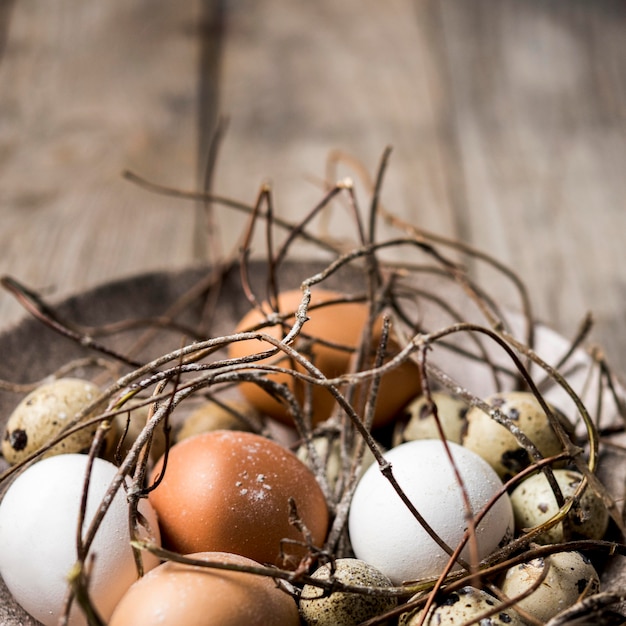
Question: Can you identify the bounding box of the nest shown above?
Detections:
[0,149,625,625]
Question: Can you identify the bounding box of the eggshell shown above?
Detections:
[296,436,378,492]
[348,439,513,584]
[299,558,397,626]
[148,430,329,568]
[400,586,526,626]
[110,402,167,464]
[509,468,609,543]
[109,551,300,626]
[462,391,575,481]
[394,391,468,445]
[1,378,111,465]
[0,454,160,626]
[175,399,261,442]
[500,551,600,623]
[228,289,421,427]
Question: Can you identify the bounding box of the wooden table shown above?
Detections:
[1,0,625,372]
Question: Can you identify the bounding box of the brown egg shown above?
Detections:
[148,430,329,569]
[108,551,300,626]
[228,289,421,427]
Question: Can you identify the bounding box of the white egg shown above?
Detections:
[348,440,513,585]
[0,454,160,626]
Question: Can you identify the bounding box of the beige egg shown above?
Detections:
[176,399,261,442]
[500,551,600,623]
[509,468,609,543]
[394,391,468,445]
[109,551,300,626]
[296,435,378,491]
[400,586,525,626]
[300,558,397,626]
[110,402,168,464]
[1,377,111,465]
[462,391,575,481]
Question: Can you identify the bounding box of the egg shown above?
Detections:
[296,435,378,492]
[228,289,421,427]
[348,439,513,584]
[509,468,609,543]
[462,391,575,481]
[0,454,160,626]
[148,430,329,568]
[400,586,526,626]
[299,558,397,626]
[500,551,600,623]
[1,377,111,465]
[175,399,261,442]
[394,391,468,445]
[110,401,167,464]
[109,551,300,626]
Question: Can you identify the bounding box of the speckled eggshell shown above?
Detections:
[148,430,329,569]
[299,558,397,626]
[394,391,468,445]
[0,454,160,626]
[1,377,109,465]
[348,440,514,585]
[509,468,609,543]
[500,551,600,623]
[227,289,421,427]
[400,586,526,626]
[108,551,300,626]
[462,391,574,481]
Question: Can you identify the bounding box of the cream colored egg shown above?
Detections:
[300,558,397,626]
[176,399,261,442]
[510,469,609,543]
[296,436,377,491]
[394,391,468,445]
[111,402,167,464]
[501,551,600,623]
[462,391,574,481]
[400,586,525,626]
[1,377,110,465]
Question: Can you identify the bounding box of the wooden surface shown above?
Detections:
[1,0,625,372]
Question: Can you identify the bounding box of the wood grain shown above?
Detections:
[1,0,625,374]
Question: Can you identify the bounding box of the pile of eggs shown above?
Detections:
[0,287,614,625]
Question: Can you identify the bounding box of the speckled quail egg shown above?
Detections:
[296,436,378,491]
[500,551,600,623]
[510,468,609,543]
[1,377,111,465]
[462,391,575,481]
[299,558,397,626]
[399,586,526,626]
[175,399,261,442]
[393,391,468,446]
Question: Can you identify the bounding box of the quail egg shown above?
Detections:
[394,391,468,445]
[500,551,600,623]
[462,391,575,481]
[510,468,609,543]
[1,377,110,465]
[400,586,526,626]
[299,558,397,626]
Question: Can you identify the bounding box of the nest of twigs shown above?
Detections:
[1,148,626,626]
